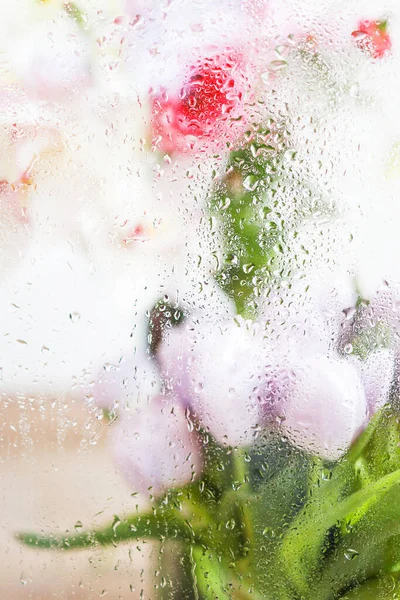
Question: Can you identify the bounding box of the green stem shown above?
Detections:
[17,509,199,550]
[232,448,247,484]
[231,449,254,548]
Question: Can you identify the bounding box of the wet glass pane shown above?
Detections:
[1,1,400,599]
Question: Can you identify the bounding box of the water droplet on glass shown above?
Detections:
[344,549,359,561]
[74,520,83,532]
[243,263,255,274]
[226,253,238,265]
[243,175,259,191]
[269,60,287,72]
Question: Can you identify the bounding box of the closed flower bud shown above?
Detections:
[280,356,367,461]
[159,316,265,447]
[112,395,202,496]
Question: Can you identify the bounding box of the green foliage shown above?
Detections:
[208,125,286,317]
[207,123,334,318]
[16,408,400,599]
[273,408,400,599]
[351,322,392,361]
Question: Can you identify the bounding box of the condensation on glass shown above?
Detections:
[1,1,400,599]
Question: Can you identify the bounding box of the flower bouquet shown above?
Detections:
[3,1,400,598]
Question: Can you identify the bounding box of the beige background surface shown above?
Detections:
[1,397,156,599]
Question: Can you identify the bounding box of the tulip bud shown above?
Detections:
[159,316,264,447]
[112,395,201,496]
[280,356,367,461]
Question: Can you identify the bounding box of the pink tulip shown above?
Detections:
[150,50,251,154]
[280,356,367,461]
[112,395,202,496]
[159,316,266,447]
[123,0,256,154]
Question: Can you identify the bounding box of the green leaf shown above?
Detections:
[346,409,387,464]
[279,467,400,597]
[339,574,400,599]
[273,409,400,599]
[249,441,311,598]
[353,409,400,484]
[193,546,232,599]
[208,126,285,317]
[350,322,392,361]
[16,507,196,550]
[192,545,264,600]
[158,541,199,600]
[147,298,185,355]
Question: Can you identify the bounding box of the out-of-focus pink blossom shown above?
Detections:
[352,19,392,59]
[0,182,30,269]
[0,101,64,268]
[242,0,269,22]
[0,182,29,225]
[151,51,251,154]
[112,395,201,496]
[0,121,62,186]
[8,18,91,101]
[280,356,367,461]
[159,316,265,447]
